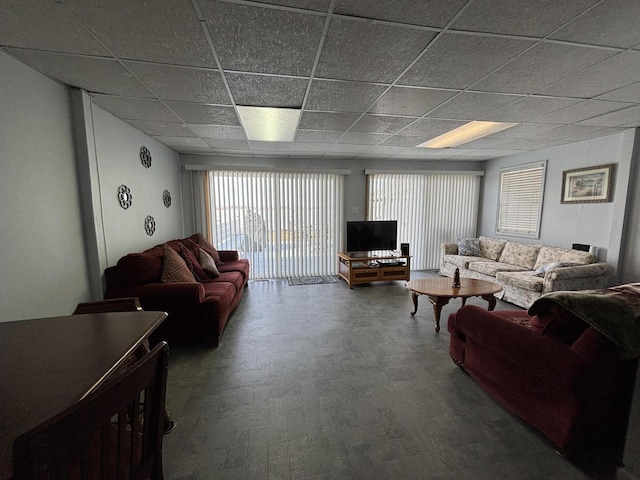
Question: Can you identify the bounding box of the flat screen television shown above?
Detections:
[346,220,398,253]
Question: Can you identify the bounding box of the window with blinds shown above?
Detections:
[206,170,344,280]
[496,161,547,238]
[367,173,481,270]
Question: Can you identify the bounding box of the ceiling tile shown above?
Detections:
[427,92,520,120]
[484,123,559,139]
[450,0,599,37]
[291,142,335,152]
[153,136,210,148]
[125,62,230,104]
[125,120,195,137]
[0,0,108,56]
[537,51,640,98]
[249,141,292,151]
[472,42,615,94]
[349,115,416,134]
[368,86,457,116]
[203,139,251,150]
[305,80,388,112]
[200,1,325,76]
[189,125,247,140]
[550,0,640,49]
[91,95,181,122]
[481,96,580,122]
[531,100,635,124]
[334,0,466,28]
[247,0,330,11]
[337,132,389,145]
[7,50,154,98]
[398,33,534,89]
[315,17,435,83]
[165,102,240,125]
[380,135,424,147]
[531,125,606,141]
[397,118,467,137]
[595,82,640,102]
[329,143,371,153]
[225,73,308,108]
[363,146,410,156]
[298,111,360,130]
[577,105,640,127]
[64,0,215,67]
[294,130,344,143]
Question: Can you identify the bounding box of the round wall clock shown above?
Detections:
[163,190,172,208]
[140,146,152,168]
[117,185,132,209]
[144,215,156,236]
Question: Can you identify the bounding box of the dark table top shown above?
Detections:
[0,311,167,479]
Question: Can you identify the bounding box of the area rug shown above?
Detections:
[288,276,339,286]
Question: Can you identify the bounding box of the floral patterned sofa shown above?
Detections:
[440,236,614,308]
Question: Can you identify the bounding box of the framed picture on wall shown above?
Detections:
[561,164,615,204]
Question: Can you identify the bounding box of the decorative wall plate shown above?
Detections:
[140,146,152,168]
[117,185,132,209]
[144,215,156,236]
[163,189,172,208]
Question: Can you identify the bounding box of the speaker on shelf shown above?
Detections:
[401,243,409,256]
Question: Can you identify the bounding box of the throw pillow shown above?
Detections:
[193,233,222,265]
[533,261,581,277]
[198,248,220,278]
[457,238,481,256]
[161,244,197,283]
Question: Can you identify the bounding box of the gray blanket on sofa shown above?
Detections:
[528,283,640,358]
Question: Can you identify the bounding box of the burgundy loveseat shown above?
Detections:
[105,234,249,347]
[448,298,638,458]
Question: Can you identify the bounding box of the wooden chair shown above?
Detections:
[12,341,169,480]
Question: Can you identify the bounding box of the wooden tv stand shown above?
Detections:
[338,251,411,289]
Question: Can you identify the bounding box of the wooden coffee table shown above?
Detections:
[406,277,503,332]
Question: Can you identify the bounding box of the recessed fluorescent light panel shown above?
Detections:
[417,121,518,148]
[236,106,301,142]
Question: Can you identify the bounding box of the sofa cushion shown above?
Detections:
[444,255,494,269]
[168,240,210,282]
[198,248,220,278]
[218,259,251,281]
[479,236,507,261]
[218,271,245,291]
[529,303,588,345]
[468,261,529,277]
[496,271,544,292]
[533,246,595,271]
[532,261,581,277]
[116,246,163,284]
[498,241,542,269]
[161,244,197,283]
[457,238,481,256]
[190,233,222,265]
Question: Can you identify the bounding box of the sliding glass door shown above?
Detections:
[367,173,481,270]
[207,170,344,280]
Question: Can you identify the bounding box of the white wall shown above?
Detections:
[0,52,91,321]
[91,106,184,266]
[479,129,637,279]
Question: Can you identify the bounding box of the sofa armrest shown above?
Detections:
[441,243,458,256]
[543,262,614,292]
[218,250,239,262]
[452,306,593,392]
[106,282,205,306]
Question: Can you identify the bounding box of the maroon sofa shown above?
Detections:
[448,303,638,459]
[104,234,249,347]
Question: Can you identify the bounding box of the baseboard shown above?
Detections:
[617,466,640,480]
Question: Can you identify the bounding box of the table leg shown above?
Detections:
[428,296,450,332]
[482,294,497,311]
[410,292,419,315]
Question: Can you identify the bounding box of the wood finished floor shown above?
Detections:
[163,271,618,479]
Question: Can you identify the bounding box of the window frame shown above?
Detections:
[495,161,547,239]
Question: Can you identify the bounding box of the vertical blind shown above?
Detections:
[207,170,344,280]
[497,162,546,238]
[367,173,481,270]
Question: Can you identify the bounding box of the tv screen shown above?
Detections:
[346,220,398,253]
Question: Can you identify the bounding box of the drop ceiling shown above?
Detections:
[1,0,639,161]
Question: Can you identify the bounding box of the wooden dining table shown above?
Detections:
[0,310,167,480]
